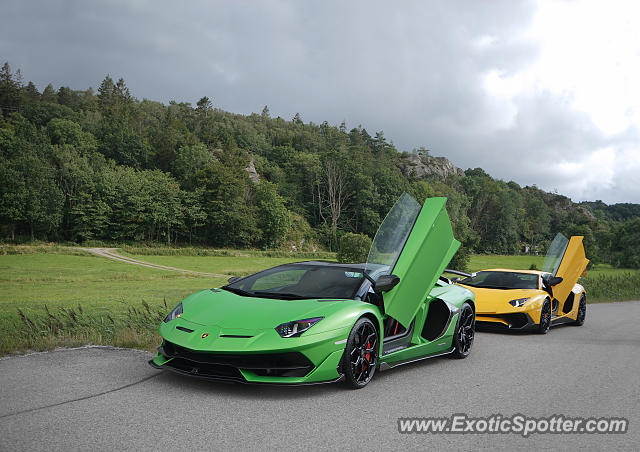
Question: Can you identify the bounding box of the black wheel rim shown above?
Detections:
[578,297,586,322]
[457,307,474,354]
[541,302,551,330]
[349,322,377,384]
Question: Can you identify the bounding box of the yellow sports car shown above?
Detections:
[456,234,589,334]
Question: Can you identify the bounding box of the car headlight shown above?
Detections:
[275,317,323,338]
[163,303,183,323]
[509,297,530,307]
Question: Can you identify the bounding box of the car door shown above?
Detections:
[543,234,589,313]
[366,194,460,328]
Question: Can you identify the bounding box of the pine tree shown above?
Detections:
[41,83,57,103]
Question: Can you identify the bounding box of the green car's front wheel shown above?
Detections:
[342,317,378,389]
[451,302,474,359]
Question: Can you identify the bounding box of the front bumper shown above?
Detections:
[149,320,350,384]
[475,312,537,331]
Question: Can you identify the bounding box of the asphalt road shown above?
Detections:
[1,301,639,451]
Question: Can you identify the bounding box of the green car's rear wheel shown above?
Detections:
[451,302,474,359]
[343,317,378,389]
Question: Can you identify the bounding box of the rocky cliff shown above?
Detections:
[397,152,464,179]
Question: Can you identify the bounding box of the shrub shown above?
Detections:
[337,233,372,264]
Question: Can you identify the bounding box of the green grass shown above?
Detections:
[120,252,310,276]
[467,254,545,272]
[0,246,334,355]
[0,247,637,356]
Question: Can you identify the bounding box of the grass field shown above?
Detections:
[0,245,638,356]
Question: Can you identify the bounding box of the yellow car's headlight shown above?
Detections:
[508,297,530,307]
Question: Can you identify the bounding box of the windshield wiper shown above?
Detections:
[221,286,256,297]
[252,291,315,300]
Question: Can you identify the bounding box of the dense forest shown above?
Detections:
[1,62,639,269]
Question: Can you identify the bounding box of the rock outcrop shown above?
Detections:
[397,152,464,179]
[246,154,260,184]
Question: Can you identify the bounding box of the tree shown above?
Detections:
[196,96,212,115]
[97,75,116,111]
[611,217,640,268]
[337,232,371,263]
[18,153,64,238]
[0,62,22,114]
[0,158,27,240]
[315,159,352,235]
[23,81,40,105]
[47,118,97,152]
[171,144,216,188]
[40,84,57,103]
[255,181,291,248]
[261,105,270,118]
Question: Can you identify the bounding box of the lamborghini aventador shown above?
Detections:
[457,234,589,334]
[149,193,476,388]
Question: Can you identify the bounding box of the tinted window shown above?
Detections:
[459,271,539,290]
[224,264,365,300]
[366,193,421,278]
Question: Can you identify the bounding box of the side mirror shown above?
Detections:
[227,276,241,284]
[374,274,400,292]
[548,276,563,286]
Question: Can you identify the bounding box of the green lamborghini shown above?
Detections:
[150,193,476,388]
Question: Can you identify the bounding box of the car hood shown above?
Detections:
[180,289,349,330]
[457,285,541,313]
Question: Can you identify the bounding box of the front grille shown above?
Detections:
[161,341,314,378]
[476,321,509,330]
[165,357,245,381]
[477,313,532,329]
[499,313,530,329]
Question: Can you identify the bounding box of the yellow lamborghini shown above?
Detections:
[456,234,589,334]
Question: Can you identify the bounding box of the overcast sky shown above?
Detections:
[2,0,639,203]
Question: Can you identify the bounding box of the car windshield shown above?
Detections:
[365,192,422,279]
[459,271,539,290]
[222,264,366,300]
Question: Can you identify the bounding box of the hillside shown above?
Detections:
[1,62,639,269]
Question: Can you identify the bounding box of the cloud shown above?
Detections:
[0,0,638,203]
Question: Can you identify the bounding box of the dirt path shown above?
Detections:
[79,248,227,278]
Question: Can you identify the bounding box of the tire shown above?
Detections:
[342,317,378,389]
[572,294,586,326]
[538,299,551,334]
[450,302,475,359]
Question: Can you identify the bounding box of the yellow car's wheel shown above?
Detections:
[537,299,551,334]
[572,294,586,326]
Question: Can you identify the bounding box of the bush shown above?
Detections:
[448,246,470,272]
[337,233,372,264]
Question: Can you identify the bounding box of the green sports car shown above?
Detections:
[149,193,476,388]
